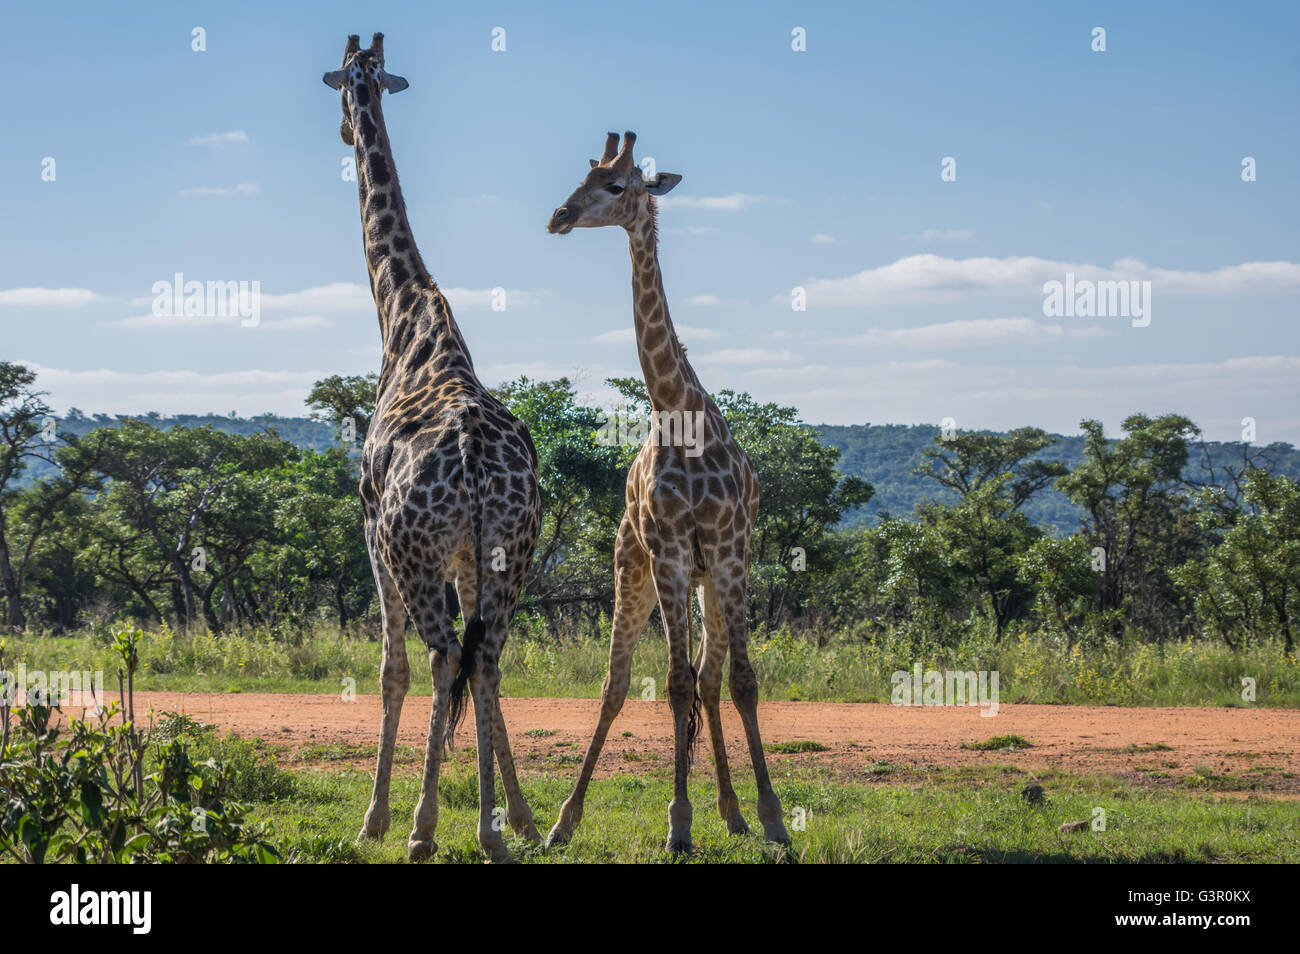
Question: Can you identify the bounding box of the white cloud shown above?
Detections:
[657,193,780,212]
[15,364,330,417]
[125,281,542,316]
[829,317,1108,348]
[724,355,1300,442]
[810,234,838,244]
[186,131,249,147]
[684,294,720,306]
[256,282,370,312]
[793,255,1300,307]
[0,287,100,307]
[592,323,722,345]
[177,182,260,198]
[129,282,372,312]
[113,314,330,332]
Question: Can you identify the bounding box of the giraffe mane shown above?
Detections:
[647,195,661,250]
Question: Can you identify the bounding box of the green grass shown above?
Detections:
[1111,742,1175,754]
[766,740,830,754]
[257,757,1300,864]
[7,623,1300,707]
[962,734,1034,751]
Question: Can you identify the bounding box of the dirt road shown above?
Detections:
[90,692,1299,794]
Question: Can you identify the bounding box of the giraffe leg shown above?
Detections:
[720,580,790,846]
[470,643,512,863]
[698,578,748,835]
[360,553,409,842]
[456,560,539,842]
[655,562,697,855]
[492,700,540,841]
[408,648,452,859]
[546,517,654,848]
[400,577,456,860]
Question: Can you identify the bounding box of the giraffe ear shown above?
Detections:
[379,70,409,93]
[322,69,348,90]
[643,172,682,196]
[589,159,599,169]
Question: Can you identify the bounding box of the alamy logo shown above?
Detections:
[1,665,105,711]
[595,410,707,458]
[891,664,1000,717]
[151,272,260,327]
[1042,272,1151,328]
[50,885,151,934]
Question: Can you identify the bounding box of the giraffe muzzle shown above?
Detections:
[547,207,576,234]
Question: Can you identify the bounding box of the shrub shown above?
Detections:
[0,628,282,863]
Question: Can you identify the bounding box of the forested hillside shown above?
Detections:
[21,412,1300,533]
[4,362,1298,651]
[818,424,1300,532]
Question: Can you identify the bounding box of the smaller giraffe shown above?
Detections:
[544,132,790,853]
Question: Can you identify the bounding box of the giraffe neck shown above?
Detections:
[346,76,431,347]
[625,198,706,413]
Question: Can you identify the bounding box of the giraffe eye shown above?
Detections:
[605,183,625,195]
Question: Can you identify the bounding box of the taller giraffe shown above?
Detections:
[322,34,541,863]
[544,132,790,853]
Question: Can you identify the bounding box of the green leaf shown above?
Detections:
[80,780,105,826]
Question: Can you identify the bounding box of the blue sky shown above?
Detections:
[3,0,1298,441]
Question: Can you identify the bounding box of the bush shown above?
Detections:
[0,628,283,863]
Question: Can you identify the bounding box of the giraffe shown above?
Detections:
[322,33,542,863]
[543,131,790,853]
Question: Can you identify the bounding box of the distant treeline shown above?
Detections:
[822,423,1300,533]
[2,362,1297,653]
[23,411,1298,536]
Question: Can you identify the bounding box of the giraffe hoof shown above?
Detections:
[764,825,792,847]
[407,836,438,861]
[544,822,574,849]
[666,835,693,855]
[725,814,750,836]
[358,808,390,841]
[479,834,513,864]
[518,821,543,843]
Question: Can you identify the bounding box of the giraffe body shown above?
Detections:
[544,132,790,852]
[324,34,541,862]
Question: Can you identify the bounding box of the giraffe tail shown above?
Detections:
[448,419,487,733]
[685,585,702,769]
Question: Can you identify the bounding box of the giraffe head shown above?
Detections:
[547,131,682,234]
[322,33,409,145]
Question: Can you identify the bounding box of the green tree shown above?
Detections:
[495,377,626,634]
[74,422,295,630]
[1016,535,1099,649]
[306,373,378,447]
[1057,414,1200,638]
[1174,470,1300,652]
[0,363,103,630]
[260,450,370,629]
[914,428,1066,639]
